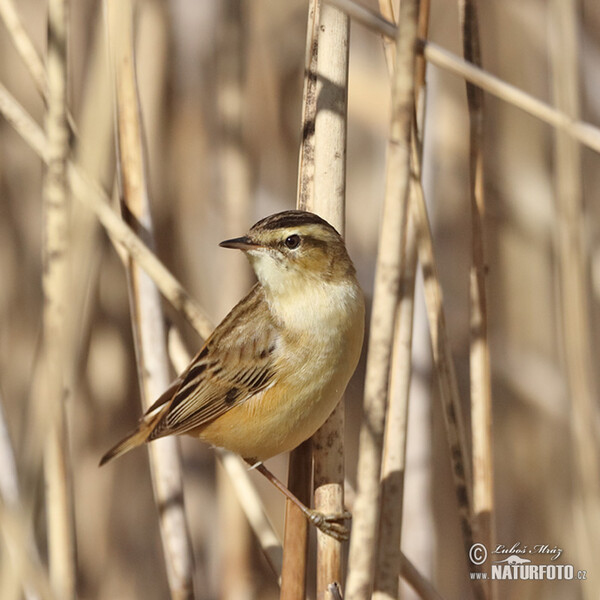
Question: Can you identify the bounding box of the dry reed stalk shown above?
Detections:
[458,3,494,598]
[282,1,321,597]
[280,441,310,600]
[42,1,76,598]
[550,1,600,592]
[409,135,484,596]
[326,0,600,155]
[310,4,350,599]
[0,0,47,96]
[345,1,417,598]
[373,1,431,596]
[373,212,417,600]
[106,2,195,597]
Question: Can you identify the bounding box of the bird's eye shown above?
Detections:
[284,234,301,249]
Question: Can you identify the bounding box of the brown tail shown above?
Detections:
[100,380,182,466]
[99,426,152,466]
[99,405,170,466]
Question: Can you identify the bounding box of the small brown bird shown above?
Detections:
[100,210,364,535]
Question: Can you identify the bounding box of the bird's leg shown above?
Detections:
[247,461,351,541]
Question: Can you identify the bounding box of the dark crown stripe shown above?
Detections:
[251,210,339,235]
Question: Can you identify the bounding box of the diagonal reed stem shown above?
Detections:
[106,1,195,596]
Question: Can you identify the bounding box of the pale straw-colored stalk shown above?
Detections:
[410,134,483,596]
[106,1,195,597]
[458,3,495,599]
[310,4,350,599]
[345,1,417,598]
[373,0,430,596]
[550,2,600,597]
[42,1,75,598]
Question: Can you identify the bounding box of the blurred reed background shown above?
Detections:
[0,0,599,599]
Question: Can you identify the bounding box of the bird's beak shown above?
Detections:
[219,236,263,251]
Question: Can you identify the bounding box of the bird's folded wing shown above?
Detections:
[148,285,280,440]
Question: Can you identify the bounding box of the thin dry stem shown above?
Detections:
[373,2,430,596]
[345,2,417,598]
[106,1,195,597]
[43,1,75,598]
[458,2,495,598]
[0,0,47,96]
[550,0,600,591]
[409,135,479,588]
[374,214,417,600]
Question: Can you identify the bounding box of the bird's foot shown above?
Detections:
[307,509,352,541]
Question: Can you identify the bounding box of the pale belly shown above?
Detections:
[193,306,364,461]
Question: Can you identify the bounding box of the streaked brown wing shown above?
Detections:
[148,285,279,440]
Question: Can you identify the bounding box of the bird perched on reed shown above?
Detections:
[101,210,364,537]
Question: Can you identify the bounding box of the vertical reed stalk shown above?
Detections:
[374,2,432,596]
[280,442,310,600]
[106,2,195,597]
[458,3,494,599]
[345,2,417,598]
[43,1,75,598]
[550,1,600,592]
[281,2,321,598]
[311,5,350,599]
[410,132,485,597]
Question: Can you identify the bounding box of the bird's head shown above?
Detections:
[219,210,356,296]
